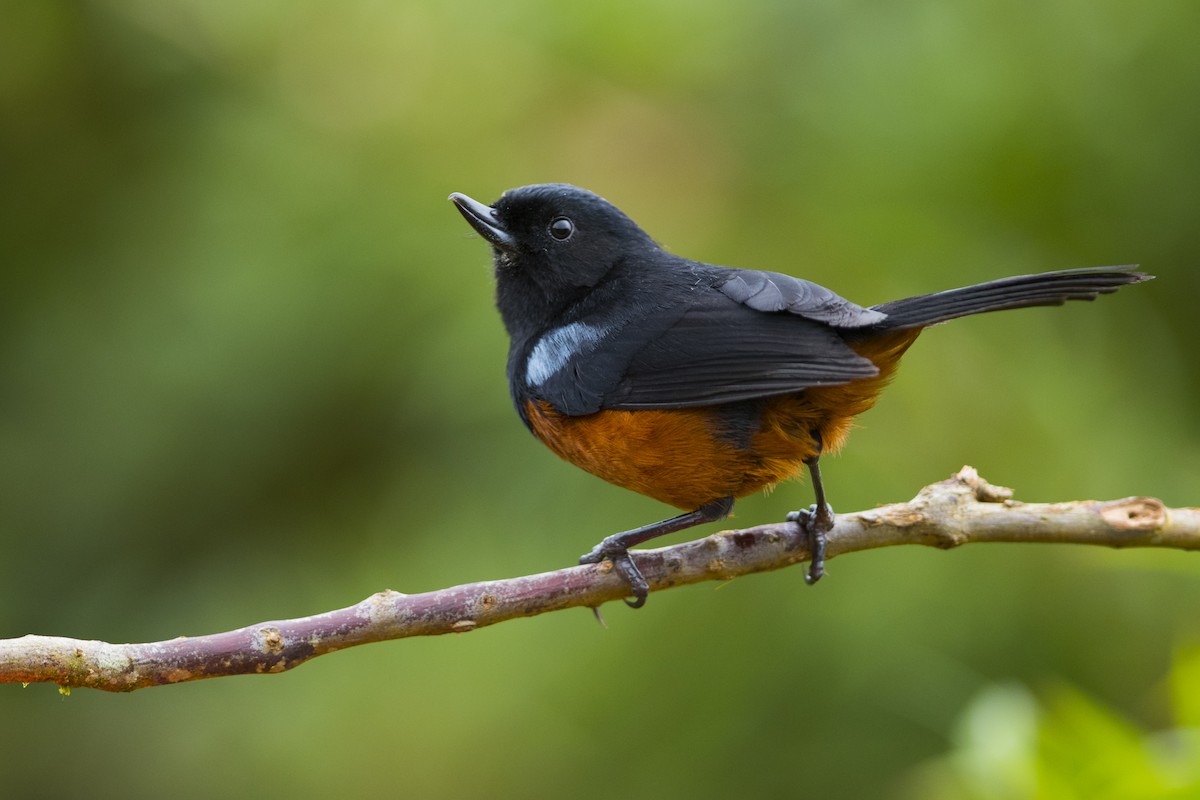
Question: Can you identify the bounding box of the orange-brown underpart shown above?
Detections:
[526,328,922,511]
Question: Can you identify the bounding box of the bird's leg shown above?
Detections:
[786,431,834,584]
[580,496,734,608]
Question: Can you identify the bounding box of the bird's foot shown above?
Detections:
[786,503,834,585]
[580,541,648,609]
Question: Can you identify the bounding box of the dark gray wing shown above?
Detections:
[526,284,878,416]
[718,269,887,327]
[602,294,878,409]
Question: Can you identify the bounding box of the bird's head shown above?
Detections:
[450,183,658,296]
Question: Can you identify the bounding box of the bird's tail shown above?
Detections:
[866,265,1151,331]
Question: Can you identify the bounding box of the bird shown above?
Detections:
[449,183,1150,608]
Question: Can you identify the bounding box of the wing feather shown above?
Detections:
[528,286,877,415]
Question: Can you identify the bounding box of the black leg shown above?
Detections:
[786,432,834,584]
[580,496,734,608]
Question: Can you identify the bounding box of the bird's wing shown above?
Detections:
[603,294,879,409]
[525,285,879,416]
[716,269,887,327]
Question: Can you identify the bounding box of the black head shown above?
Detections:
[450,184,659,299]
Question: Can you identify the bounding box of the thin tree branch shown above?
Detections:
[3,467,1197,693]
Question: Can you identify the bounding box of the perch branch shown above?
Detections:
[3,467,1196,693]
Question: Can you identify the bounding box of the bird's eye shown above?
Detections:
[549,217,574,241]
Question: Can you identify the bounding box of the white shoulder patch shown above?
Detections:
[526,322,606,387]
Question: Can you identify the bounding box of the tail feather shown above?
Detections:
[867,265,1151,331]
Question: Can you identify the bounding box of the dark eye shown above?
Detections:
[549,217,574,240]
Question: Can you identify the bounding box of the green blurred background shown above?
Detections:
[2,1,1197,797]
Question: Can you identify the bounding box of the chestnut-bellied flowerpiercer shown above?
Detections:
[450,183,1150,608]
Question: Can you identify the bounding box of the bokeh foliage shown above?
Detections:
[1,1,1196,797]
[911,644,1200,800]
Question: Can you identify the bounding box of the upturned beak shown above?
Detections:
[449,192,515,250]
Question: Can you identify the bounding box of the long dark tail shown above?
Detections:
[867,265,1151,331]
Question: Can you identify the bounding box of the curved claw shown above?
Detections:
[611,551,649,608]
[787,503,834,584]
[580,547,649,608]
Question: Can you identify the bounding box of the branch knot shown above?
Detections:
[1098,497,1167,536]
